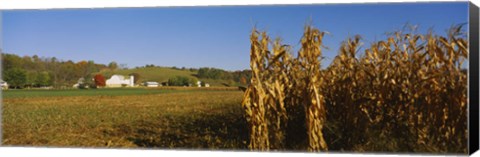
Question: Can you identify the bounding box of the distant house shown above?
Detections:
[1,80,8,90]
[196,81,210,87]
[106,75,134,87]
[73,77,86,89]
[144,81,159,87]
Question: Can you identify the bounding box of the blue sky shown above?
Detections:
[1,2,469,71]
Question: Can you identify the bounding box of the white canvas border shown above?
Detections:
[0,0,478,157]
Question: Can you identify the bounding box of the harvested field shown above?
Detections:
[2,89,248,150]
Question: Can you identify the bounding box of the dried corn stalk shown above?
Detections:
[242,30,270,150]
[243,23,467,153]
[323,24,467,153]
[297,26,328,151]
[243,26,329,151]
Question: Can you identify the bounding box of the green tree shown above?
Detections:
[168,76,195,86]
[189,77,198,86]
[76,61,88,78]
[4,68,27,89]
[25,71,37,87]
[87,60,98,77]
[50,57,59,87]
[197,67,233,80]
[108,61,118,70]
[35,71,51,87]
[2,53,23,70]
[168,76,179,86]
[59,61,77,86]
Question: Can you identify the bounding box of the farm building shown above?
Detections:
[73,77,85,88]
[106,74,134,87]
[196,81,210,87]
[144,81,159,87]
[1,80,8,89]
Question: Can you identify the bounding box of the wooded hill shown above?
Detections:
[1,53,251,88]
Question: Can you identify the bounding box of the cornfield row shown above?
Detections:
[242,24,468,153]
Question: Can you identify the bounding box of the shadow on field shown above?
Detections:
[110,112,249,150]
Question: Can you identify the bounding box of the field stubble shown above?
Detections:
[2,90,248,149]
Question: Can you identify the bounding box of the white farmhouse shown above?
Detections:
[106,75,134,87]
[1,80,8,90]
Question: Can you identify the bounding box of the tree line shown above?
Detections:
[197,67,252,85]
[1,53,118,88]
[1,53,253,89]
